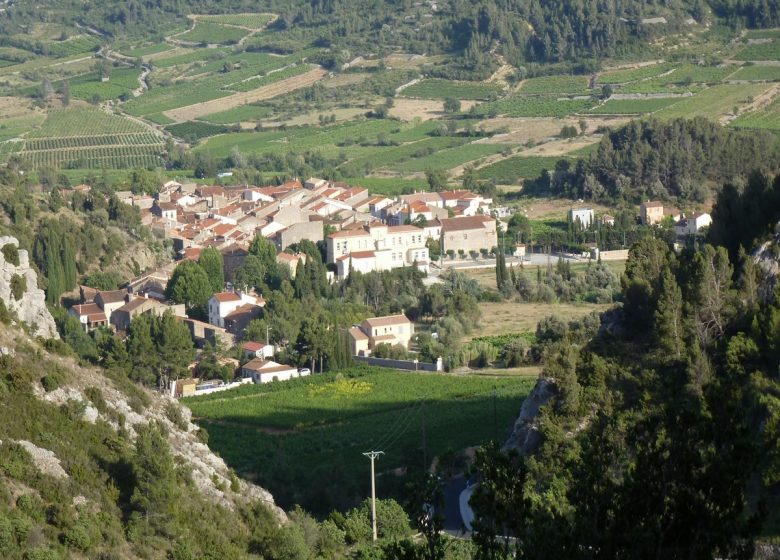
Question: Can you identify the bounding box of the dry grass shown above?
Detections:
[269,107,371,127]
[0,96,39,119]
[476,301,614,336]
[163,66,327,121]
[516,197,618,220]
[518,135,602,156]
[322,72,371,88]
[388,98,478,121]
[481,116,630,145]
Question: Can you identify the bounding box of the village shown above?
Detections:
[64,176,712,397]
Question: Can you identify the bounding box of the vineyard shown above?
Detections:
[16,106,165,169]
[476,155,564,183]
[193,13,275,29]
[400,78,505,100]
[730,65,780,81]
[166,121,231,141]
[598,62,677,84]
[390,142,511,173]
[476,95,595,118]
[176,22,250,44]
[184,366,534,512]
[735,41,780,61]
[587,97,683,114]
[654,83,773,119]
[201,103,272,124]
[121,43,174,58]
[519,75,592,94]
[226,64,312,93]
[731,98,780,130]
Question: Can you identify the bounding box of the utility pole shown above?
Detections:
[363,451,384,541]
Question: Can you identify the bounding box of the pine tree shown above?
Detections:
[131,422,180,533]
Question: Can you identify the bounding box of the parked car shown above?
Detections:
[298,368,311,375]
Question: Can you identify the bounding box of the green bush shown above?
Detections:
[2,244,19,266]
[41,371,65,392]
[10,274,26,300]
[84,386,108,414]
[62,524,91,550]
[165,401,188,431]
[0,298,11,325]
[23,547,61,560]
[344,498,411,544]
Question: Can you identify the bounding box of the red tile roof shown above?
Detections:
[212,292,241,303]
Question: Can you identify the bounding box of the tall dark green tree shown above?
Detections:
[165,260,212,319]
[198,246,225,294]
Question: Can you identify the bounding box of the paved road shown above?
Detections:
[442,475,475,535]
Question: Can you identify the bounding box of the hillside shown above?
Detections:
[0,320,288,559]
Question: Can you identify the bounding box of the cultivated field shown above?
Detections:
[184,366,535,513]
[400,78,505,100]
[163,66,327,121]
[473,300,614,335]
[15,106,165,169]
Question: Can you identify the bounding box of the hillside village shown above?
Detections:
[59,174,715,397]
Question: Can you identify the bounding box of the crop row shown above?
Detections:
[735,41,780,61]
[25,133,163,150]
[731,98,780,130]
[400,78,505,100]
[476,155,565,183]
[598,62,678,84]
[201,103,272,124]
[194,13,275,29]
[390,142,511,173]
[121,43,174,58]
[519,75,592,94]
[176,22,250,45]
[224,64,313,92]
[27,107,152,138]
[587,97,684,114]
[729,65,780,81]
[476,95,595,118]
[19,145,163,169]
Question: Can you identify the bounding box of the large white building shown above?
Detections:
[568,208,595,229]
[207,292,263,329]
[327,223,429,278]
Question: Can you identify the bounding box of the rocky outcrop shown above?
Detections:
[0,236,58,339]
[754,222,780,302]
[503,377,556,455]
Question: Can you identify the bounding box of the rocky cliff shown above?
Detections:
[754,221,780,302]
[503,377,556,455]
[0,236,58,339]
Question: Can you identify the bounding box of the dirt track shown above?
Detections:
[163,67,327,122]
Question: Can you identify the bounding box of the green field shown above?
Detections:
[400,78,505,100]
[201,103,273,124]
[519,75,592,94]
[654,83,772,119]
[69,68,142,101]
[477,95,595,118]
[391,142,511,173]
[152,48,231,68]
[121,43,174,58]
[196,118,406,158]
[735,40,780,61]
[176,22,250,44]
[343,176,430,195]
[598,62,677,84]
[17,106,165,169]
[476,155,565,183]
[184,366,534,513]
[346,136,468,172]
[0,113,46,142]
[730,65,780,81]
[731,98,780,130]
[194,13,276,29]
[587,97,684,114]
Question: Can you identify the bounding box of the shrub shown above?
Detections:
[344,498,411,544]
[165,401,188,431]
[84,386,107,414]
[2,244,19,266]
[10,274,26,300]
[0,298,11,325]
[62,525,91,550]
[41,371,65,392]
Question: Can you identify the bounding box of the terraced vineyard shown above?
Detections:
[476,95,595,118]
[400,78,505,100]
[730,65,780,81]
[193,13,275,29]
[731,98,780,130]
[519,75,592,94]
[587,97,684,114]
[176,22,250,44]
[476,155,566,183]
[735,40,780,61]
[17,107,165,169]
